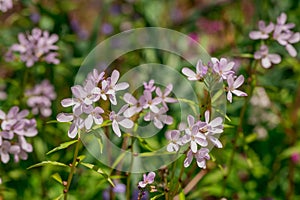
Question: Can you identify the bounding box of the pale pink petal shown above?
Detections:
[233,75,245,89]
[261,57,271,68]
[112,120,121,137]
[285,44,297,57]
[110,70,120,85]
[227,91,233,103]
[123,93,137,105]
[268,54,281,64]
[182,68,197,80]
[115,82,129,91]
[57,113,73,122]
[209,136,223,148]
[119,118,134,129]
[232,90,248,97]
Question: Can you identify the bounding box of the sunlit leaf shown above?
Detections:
[27,161,68,169]
[46,140,78,155]
[51,173,63,184]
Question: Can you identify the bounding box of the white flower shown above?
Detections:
[109,105,134,137]
[182,60,208,81]
[226,75,247,103]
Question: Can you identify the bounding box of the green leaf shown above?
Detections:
[80,162,115,187]
[27,161,68,169]
[51,173,63,184]
[46,140,78,155]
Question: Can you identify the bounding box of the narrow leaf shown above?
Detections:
[51,173,63,184]
[27,161,68,169]
[80,162,115,187]
[47,140,78,155]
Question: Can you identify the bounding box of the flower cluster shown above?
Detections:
[25,80,57,117]
[123,80,177,128]
[249,12,300,68]
[57,69,178,139]
[0,0,13,12]
[0,106,38,163]
[57,69,130,138]
[6,28,59,67]
[182,58,247,103]
[166,111,223,169]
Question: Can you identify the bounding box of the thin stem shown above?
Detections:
[64,137,81,200]
[221,60,258,196]
[126,136,135,200]
[171,162,185,198]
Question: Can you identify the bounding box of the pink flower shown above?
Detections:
[138,172,155,188]
[226,75,248,103]
[184,148,210,168]
[182,60,208,81]
[249,20,274,40]
[254,45,281,68]
[211,58,235,80]
[123,93,144,117]
[106,70,129,105]
[25,80,56,117]
[143,80,156,92]
[109,105,134,137]
[155,84,177,108]
[7,28,59,67]
[144,107,173,129]
[166,130,182,152]
[0,0,13,12]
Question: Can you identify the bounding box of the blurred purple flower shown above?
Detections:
[197,18,224,34]
[226,75,247,103]
[102,183,126,200]
[25,80,56,117]
[254,45,281,68]
[249,21,274,40]
[7,28,59,67]
[70,18,89,40]
[0,0,13,12]
[138,172,155,188]
[155,84,177,108]
[144,107,173,129]
[132,190,149,200]
[101,23,114,35]
[143,79,156,92]
[0,106,38,164]
[30,13,41,24]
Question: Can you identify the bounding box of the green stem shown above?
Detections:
[126,136,135,200]
[221,60,258,196]
[64,137,81,200]
[171,162,185,198]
